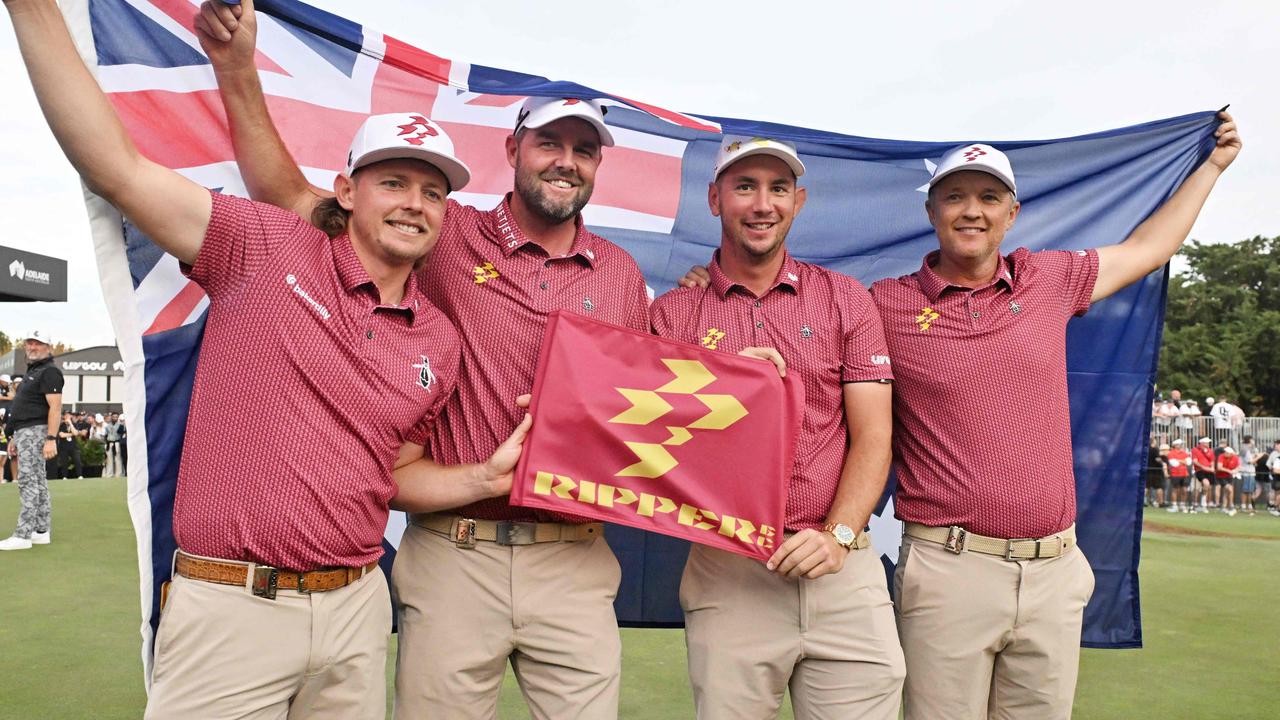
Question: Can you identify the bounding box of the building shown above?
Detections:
[0,345,124,415]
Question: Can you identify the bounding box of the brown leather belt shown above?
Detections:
[412,513,602,548]
[174,550,379,600]
[904,522,1076,561]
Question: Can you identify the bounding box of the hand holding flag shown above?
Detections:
[195,0,254,63]
[481,398,534,498]
[1208,110,1241,171]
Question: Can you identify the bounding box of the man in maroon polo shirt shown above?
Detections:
[873,114,1240,719]
[197,2,650,715]
[7,3,541,717]
[652,137,904,719]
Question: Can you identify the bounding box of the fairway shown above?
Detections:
[1,478,1276,718]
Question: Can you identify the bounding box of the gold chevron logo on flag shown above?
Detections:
[608,359,748,478]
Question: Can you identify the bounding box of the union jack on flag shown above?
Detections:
[65,0,1223,676]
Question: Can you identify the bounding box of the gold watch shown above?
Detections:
[823,522,857,550]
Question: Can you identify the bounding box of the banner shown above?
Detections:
[512,311,802,561]
[63,0,1223,662]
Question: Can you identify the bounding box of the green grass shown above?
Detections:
[1,478,1276,718]
[1142,504,1280,537]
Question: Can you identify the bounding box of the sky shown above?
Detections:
[0,0,1275,349]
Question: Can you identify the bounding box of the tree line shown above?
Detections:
[1158,235,1280,416]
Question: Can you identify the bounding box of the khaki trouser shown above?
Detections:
[391,523,622,719]
[145,565,390,720]
[682,543,905,720]
[894,534,1095,720]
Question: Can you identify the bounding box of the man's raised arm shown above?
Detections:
[6,0,210,265]
[1091,110,1241,302]
[194,0,331,225]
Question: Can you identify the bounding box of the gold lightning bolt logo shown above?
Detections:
[700,328,725,350]
[473,262,499,284]
[915,307,940,331]
[608,359,748,479]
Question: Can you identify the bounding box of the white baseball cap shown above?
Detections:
[514,97,614,147]
[929,143,1017,196]
[1171,439,1184,446]
[344,113,471,192]
[1198,437,1212,444]
[713,136,806,180]
[23,330,52,345]
[1223,446,1236,455]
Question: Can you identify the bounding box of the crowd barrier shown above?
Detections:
[1149,415,1280,449]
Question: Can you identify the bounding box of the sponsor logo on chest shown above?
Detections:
[285,273,331,320]
[473,261,499,284]
[412,355,435,392]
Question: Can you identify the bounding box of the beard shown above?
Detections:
[513,163,593,224]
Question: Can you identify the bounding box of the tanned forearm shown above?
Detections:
[213,62,328,218]
[390,458,509,514]
[387,413,530,513]
[1091,112,1241,302]
[195,0,328,220]
[825,382,894,531]
[7,0,210,263]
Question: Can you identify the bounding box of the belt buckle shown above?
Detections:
[496,521,536,546]
[453,518,478,549]
[252,566,279,600]
[1004,538,1035,561]
[943,526,967,554]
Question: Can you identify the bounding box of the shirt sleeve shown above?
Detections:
[38,367,64,395]
[650,294,674,337]
[625,271,652,333]
[838,278,894,383]
[182,191,311,300]
[1048,249,1099,317]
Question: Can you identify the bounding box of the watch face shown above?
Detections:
[833,524,855,545]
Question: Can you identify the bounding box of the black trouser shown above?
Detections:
[54,438,82,478]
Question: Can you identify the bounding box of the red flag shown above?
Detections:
[512,311,804,561]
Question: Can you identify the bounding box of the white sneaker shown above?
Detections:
[1166,506,1178,513]
[30,530,50,545]
[0,535,33,551]
[1226,509,1237,517]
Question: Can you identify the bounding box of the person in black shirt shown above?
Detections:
[1147,439,1169,508]
[1,331,64,551]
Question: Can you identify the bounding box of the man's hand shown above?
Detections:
[194,0,257,70]
[678,265,712,289]
[1207,110,1241,172]
[479,411,534,497]
[738,347,786,377]
[766,528,847,579]
[42,439,57,461]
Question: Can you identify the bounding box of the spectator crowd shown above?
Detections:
[0,373,126,483]
[1148,388,1280,517]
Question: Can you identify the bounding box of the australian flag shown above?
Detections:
[66,0,1219,678]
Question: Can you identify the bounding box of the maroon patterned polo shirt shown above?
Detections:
[651,251,893,531]
[421,195,651,522]
[174,192,460,570]
[871,247,1098,539]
